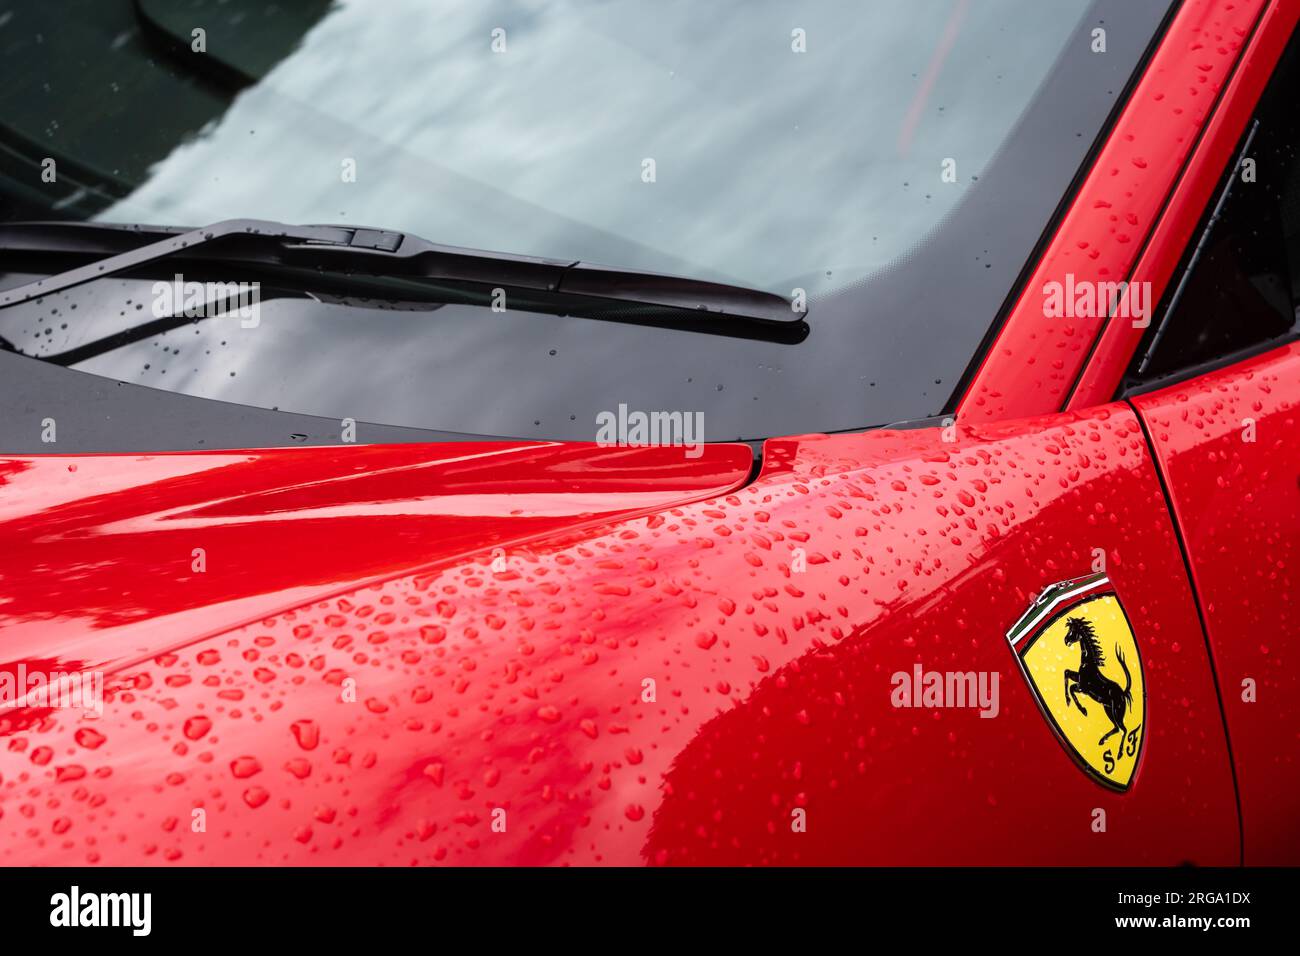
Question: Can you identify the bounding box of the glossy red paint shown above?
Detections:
[0,441,752,671]
[1069,0,1300,410]
[0,409,1237,864]
[958,0,1267,422]
[1132,342,1300,865]
[3,0,1294,868]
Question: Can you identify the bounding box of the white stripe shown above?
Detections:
[1007,575,1110,647]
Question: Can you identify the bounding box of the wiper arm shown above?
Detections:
[0,219,807,337]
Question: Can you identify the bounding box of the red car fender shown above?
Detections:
[0,408,1237,864]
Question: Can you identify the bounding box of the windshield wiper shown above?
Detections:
[0,219,808,342]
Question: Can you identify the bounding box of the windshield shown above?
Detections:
[0,0,1172,449]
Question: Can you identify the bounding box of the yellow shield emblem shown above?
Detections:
[1007,574,1146,790]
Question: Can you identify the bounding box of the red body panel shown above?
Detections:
[1132,342,1300,864]
[0,441,752,670]
[958,0,1267,422]
[0,411,1237,864]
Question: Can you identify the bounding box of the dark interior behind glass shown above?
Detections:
[1125,20,1300,390]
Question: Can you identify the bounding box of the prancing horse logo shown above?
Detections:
[1062,617,1134,749]
[1006,574,1146,790]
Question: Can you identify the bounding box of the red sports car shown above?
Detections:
[0,0,1297,868]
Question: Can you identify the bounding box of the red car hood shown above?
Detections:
[0,441,753,673]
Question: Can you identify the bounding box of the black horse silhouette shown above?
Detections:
[1062,616,1133,747]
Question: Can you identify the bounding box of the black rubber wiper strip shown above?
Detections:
[0,218,804,330]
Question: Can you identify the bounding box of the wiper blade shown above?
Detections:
[0,219,807,337]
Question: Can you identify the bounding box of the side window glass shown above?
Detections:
[1125,28,1300,388]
